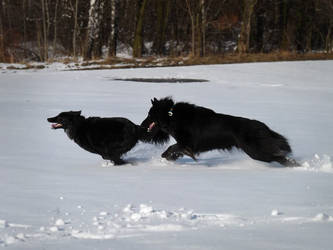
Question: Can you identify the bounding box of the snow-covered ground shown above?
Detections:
[0,61,333,249]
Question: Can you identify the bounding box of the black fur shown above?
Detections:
[141,97,299,167]
[47,111,163,165]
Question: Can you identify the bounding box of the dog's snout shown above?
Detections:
[47,117,56,122]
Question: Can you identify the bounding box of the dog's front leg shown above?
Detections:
[161,144,197,161]
[161,144,184,161]
[183,146,197,161]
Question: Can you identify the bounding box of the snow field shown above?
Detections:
[1,60,333,249]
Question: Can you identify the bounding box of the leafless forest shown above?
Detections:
[0,0,332,62]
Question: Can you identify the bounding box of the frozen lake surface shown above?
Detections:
[0,61,333,249]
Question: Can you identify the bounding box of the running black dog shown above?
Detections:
[141,97,299,167]
[47,111,168,165]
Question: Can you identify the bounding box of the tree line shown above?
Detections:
[0,0,332,62]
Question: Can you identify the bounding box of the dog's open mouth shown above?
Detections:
[51,123,63,129]
[147,122,156,132]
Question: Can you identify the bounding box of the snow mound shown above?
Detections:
[271,209,283,216]
[300,154,333,173]
[64,203,249,240]
[71,231,114,240]
[0,220,9,228]
[0,231,27,247]
[313,213,333,222]
[0,204,248,246]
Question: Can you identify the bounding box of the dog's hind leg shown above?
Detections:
[109,152,127,165]
[241,145,300,167]
[274,156,301,167]
[103,154,127,165]
[111,157,127,165]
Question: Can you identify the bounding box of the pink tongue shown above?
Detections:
[52,123,61,129]
[148,122,155,132]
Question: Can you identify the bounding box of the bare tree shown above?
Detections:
[185,0,209,57]
[185,0,195,56]
[45,0,50,35]
[36,20,43,61]
[200,0,206,56]
[324,0,333,52]
[53,0,59,56]
[152,0,170,55]
[133,0,148,58]
[41,0,48,61]
[327,19,333,53]
[238,0,257,53]
[85,0,105,60]
[22,0,27,54]
[73,0,79,59]
[109,0,118,57]
[0,0,4,61]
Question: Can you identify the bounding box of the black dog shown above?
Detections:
[141,97,299,167]
[47,111,168,165]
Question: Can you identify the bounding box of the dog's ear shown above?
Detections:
[151,98,158,105]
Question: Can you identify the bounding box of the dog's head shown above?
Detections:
[140,97,173,144]
[47,111,83,130]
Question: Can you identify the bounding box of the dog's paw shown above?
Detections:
[101,161,115,167]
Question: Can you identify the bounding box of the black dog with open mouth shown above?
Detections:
[48,111,153,165]
[141,97,299,167]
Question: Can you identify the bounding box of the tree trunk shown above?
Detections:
[0,0,4,61]
[273,0,282,51]
[195,0,206,57]
[295,1,307,52]
[45,0,50,35]
[279,0,289,50]
[196,13,201,56]
[152,0,170,55]
[4,0,11,31]
[36,21,43,61]
[252,0,264,52]
[305,0,315,52]
[326,21,332,53]
[109,0,119,57]
[133,0,148,58]
[85,0,105,60]
[53,0,59,56]
[185,0,195,56]
[201,0,206,57]
[238,0,257,54]
[22,0,27,57]
[41,0,48,61]
[170,2,180,56]
[73,0,79,59]
[323,0,333,53]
